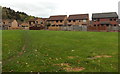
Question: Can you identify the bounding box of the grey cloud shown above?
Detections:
[6,1,59,18]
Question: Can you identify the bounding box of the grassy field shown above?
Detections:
[2,30,118,72]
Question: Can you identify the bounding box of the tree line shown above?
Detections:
[2,7,35,22]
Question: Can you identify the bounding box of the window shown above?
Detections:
[114,24,117,26]
[106,24,109,26]
[40,21,43,24]
[101,24,104,26]
[60,20,63,22]
[110,19,112,21]
[36,21,38,24]
[73,20,75,22]
[56,20,58,23]
[3,22,5,24]
[22,25,25,27]
[93,19,96,22]
[69,20,71,22]
[83,20,86,22]
[114,19,116,21]
[97,19,100,21]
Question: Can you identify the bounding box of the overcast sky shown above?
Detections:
[0,0,120,19]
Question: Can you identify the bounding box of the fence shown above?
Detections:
[48,25,87,31]
[87,26,120,32]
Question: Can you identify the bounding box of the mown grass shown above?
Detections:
[2,30,118,72]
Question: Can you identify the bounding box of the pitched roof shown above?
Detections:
[92,12,118,19]
[42,18,49,21]
[2,19,17,26]
[2,19,14,23]
[47,15,67,21]
[21,23,29,26]
[67,14,89,20]
[29,18,42,21]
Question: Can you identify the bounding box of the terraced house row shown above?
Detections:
[1,12,120,32]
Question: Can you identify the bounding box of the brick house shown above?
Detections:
[47,15,67,30]
[118,19,120,26]
[28,18,45,30]
[2,19,19,30]
[67,14,89,26]
[21,23,29,30]
[47,15,67,25]
[118,19,120,32]
[29,18,44,27]
[91,12,118,31]
[41,18,49,29]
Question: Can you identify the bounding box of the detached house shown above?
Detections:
[28,18,45,30]
[67,14,89,26]
[2,19,19,30]
[91,12,118,31]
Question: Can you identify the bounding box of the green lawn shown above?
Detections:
[2,30,118,72]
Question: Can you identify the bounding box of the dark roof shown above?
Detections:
[21,23,29,26]
[47,15,67,21]
[29,18,36,21]
[29,18,42,21]
[67,14,89,20]
[42,18,49,21]
[92,12,118,19]
[2,19,14,23]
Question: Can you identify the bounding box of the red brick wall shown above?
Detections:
[92,18,118,26]
[87,26,107,32]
